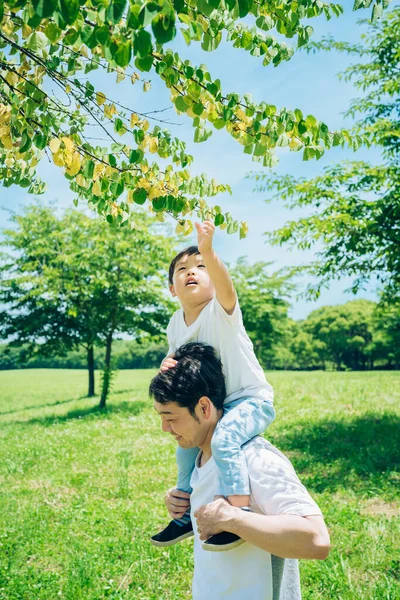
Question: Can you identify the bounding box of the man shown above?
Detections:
[149,342,330,600]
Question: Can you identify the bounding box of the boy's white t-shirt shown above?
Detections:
[190,436,322,600]
[166,297,273,405]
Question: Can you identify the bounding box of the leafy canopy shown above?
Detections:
[251,7,399,304]
[0,0,388,237]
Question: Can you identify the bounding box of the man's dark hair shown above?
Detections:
[168,245,200,285]
[149,342,226,418]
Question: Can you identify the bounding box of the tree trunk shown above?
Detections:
[87,345,95,397]
[99,332,113,409]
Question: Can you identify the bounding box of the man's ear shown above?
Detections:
[198,396,212,419]
[169,284,176,297]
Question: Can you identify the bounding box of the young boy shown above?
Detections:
[150,220,275,552]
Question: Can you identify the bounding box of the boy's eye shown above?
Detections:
[198,264,205,268]
[178,267,185,271]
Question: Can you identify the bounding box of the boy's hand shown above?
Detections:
[195,220,215,255]
[165,487,191,520]
[160,357,178,372]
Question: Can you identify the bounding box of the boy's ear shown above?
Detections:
[169,284,177,297]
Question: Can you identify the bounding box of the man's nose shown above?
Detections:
[162,420,171,433]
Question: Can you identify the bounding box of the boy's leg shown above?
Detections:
[151,446,199,547]
[202,397,275,551]
[211,397,275,500]
[174,445,200,524]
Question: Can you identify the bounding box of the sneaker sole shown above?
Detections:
[202,538,245,552]
[150,530,194,547]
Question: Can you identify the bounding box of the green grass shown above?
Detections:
[0,369,399,600]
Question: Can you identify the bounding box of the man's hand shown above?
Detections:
[195,220,215,255]
[165,488,191,520]
[194,497,237,540]
[160,357,178,372]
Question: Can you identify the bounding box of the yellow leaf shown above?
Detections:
[143,81,151,93]
[96,91,106,106]
[142,119,150,132]
[0,124,10,138]
[240,221,248,239]
[149,137,158,154]
[116,68,126,83]
[2,135,13,150]
[61,136,74,152]
[76,174,88,188]
[49,138,61,154]
[5,71,19,87]
[130,113,139,128]
[65,84,71,94]
[131,72,140,83]
[21,24,32,39]
[65,151,82,176]
[53,151,64,167]
[92,179,102,196]
[183,220,193,236]
[93,162,105,180]
[175,221,186,234]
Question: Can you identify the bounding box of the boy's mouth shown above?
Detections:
[186,279,198,286]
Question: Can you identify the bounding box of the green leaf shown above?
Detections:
[152,196,166,211]
[371,1,383,20]
[238,0,253,18]
[135,55,154,72]
[59,0,80,25]
[32,0,57,18]
[192,102,204,116]
[201,32,222,51]
[19,131,32,154]
[134,30,152,58]
[113,41,132,67]
[26,32,48,53]
[129,149,144,163]
[214,213,224,226]
[106,0,127,24]
[133,188,147,205]
[33,132,47,150]
[175,96,188,112]
[152,12,176,44]
[44,22,62,43]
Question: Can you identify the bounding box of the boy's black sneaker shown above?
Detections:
[202,531,245,552]
[150,520,194,547]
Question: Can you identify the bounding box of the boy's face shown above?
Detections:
[170,252,215,306]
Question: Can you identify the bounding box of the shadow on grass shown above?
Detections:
[0,395,89,416]
[270,412,400,494]
[2,400,148,427]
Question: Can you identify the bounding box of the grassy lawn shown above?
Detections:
[0,369,399,600]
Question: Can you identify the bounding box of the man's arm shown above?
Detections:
[194,499,330,560]
[195,221,236,315]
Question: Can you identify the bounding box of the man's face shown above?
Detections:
[154,400,207,449]
[170,253,215,306]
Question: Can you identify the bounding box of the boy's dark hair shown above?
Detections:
[149,342,226,418]
[168,246,200,285]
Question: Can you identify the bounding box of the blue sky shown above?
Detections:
[1,2,397,319]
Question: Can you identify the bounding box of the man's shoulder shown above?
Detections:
[242,436,295,472]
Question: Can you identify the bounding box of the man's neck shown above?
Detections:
[197,411,223,467]
[182,297,213,326]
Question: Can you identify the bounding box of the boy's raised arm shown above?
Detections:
[195,221,237,315]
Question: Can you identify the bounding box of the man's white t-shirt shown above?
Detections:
[166,297,273,405]
[190,436,322,600]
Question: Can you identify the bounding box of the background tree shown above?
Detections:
[231,257,294,368]
[302,299,376,370]
[0,204,175,405]
[0,0,383,235]
[251,7,399,305]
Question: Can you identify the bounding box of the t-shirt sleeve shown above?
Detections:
[211,295,243,328]
[247,443,322,517]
